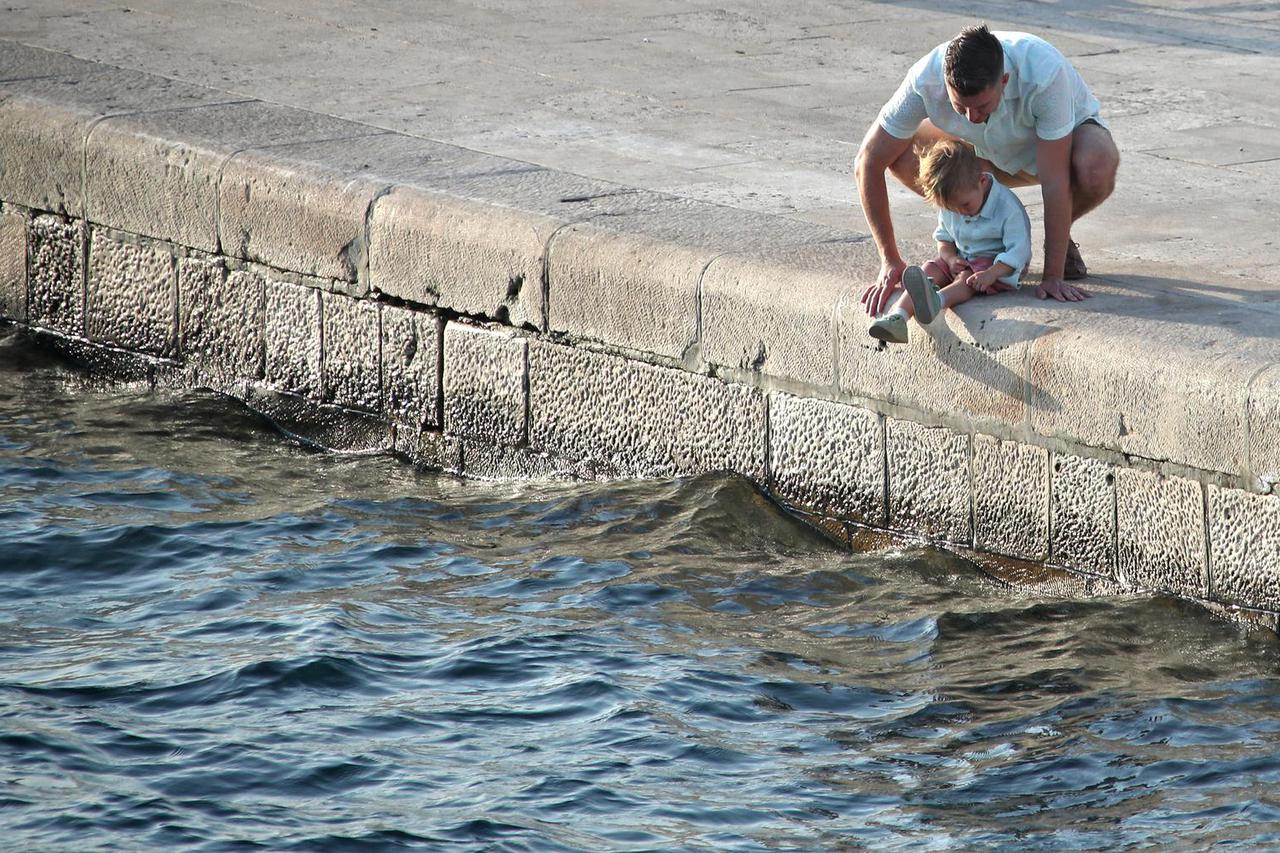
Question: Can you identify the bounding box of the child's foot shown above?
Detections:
[1064,240,1088,280]
[902,265,943,324]
[869,313,908,344]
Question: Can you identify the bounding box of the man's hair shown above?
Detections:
[918,140,981,208]
[944,24,1004,96]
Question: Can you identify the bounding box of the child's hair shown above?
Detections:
[918,140,981,208]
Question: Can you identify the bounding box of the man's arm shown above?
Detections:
[1035,134,1088,302]
[856,124,914,315]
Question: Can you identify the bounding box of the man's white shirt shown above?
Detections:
[878,31,1103,176]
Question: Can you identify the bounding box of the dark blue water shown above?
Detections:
[3,329,1280,851]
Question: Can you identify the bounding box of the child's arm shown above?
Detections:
[969,261,1017,293]
[982,193,1034,291]
[937,241,973,275]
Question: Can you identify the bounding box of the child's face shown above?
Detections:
[944,173,989,217]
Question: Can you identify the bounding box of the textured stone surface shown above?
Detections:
[0,209,25,321]
[322,292,381,412]
[87,101,373,252]
[973,436,1049,561]
[86,231,175,356]
[381,303,441,432]
[1116,468,1207,597]
[179,261,263,388]
[370,168,628,329]
[767,392,884,525]
[0,42,97,81]
[370,186,552,329]
[218,133,494,286]
[1049,453,1117,578]
[264,280,322,397]
[1248,364,1280,494]
[886,418,971,545]
[1028,311,1269,477]
[219,139,385,283]
[0,96,85,216]
[1208,486,1280,610]
[28,215,82,337]
[456,437,586,482]
[703,240,875,386]
[548,198,835,360]
[836,277,1034,435]
[0,68,233,217]
[443,323,528,447]
[528,340,766,480]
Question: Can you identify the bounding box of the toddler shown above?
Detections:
[870,139,1032,343]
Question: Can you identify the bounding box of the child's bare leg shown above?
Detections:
[939,279,978,310]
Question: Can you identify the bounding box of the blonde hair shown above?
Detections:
[918,140,982,208]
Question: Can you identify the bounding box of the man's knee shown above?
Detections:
[1072,126,1119,201]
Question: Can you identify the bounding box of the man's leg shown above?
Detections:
[1069,121,1119,220]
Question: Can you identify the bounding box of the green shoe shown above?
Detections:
[869,313,908,344]
[903,265,944,324]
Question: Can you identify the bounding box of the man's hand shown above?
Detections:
[1035,275,1090,302]
[861,258,907,315]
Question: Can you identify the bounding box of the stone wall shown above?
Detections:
[2,43,1279,624]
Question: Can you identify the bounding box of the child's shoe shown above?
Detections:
[869,313,908,344]
[902,265,943,324]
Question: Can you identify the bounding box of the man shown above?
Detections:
[857,24,1119,314]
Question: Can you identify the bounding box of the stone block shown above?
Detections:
[1028,310,1270,477]
[973,435,1049,561]
[886,418,971,545]
[547,196,836,360]
[0,68,232,217]
[443,323,528,447]
[1208,486,1280,611]
[87,101,377,252]
[217,133,483,286]
[1049,453,1116,578]
[0,209,25,321]
[86,231,175,356]
[370,186,551,329]
[381,303,441,432]
[179,261,263,388]
[219,143,381,283]
[1116,468,1207,597]
[28,215,82,337]
[0,96,85,216]
[528,340,767,480]
[767,392,885,525]
[264,280,322,397]
[1248,364,1280,493]
[703,240,875,387]
[370,168,631,330]
[321,292,381,412]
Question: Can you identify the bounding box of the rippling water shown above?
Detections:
[3,328,1280,850]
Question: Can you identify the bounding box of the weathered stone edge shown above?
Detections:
[0,55,1274,487]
